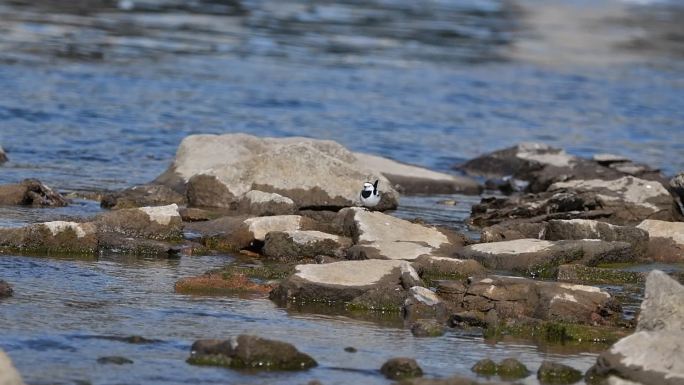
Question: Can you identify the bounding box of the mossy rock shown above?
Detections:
[472,358,497,376]
[484,320,631,348]
[537,361,583,384]
[497,358,530,379]
[380,358,423,380]
[411,319,446,337]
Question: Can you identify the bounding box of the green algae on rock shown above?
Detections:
[381,357,423,380]
[537,361,582,384]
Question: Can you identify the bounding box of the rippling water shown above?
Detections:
[0,0,683,384]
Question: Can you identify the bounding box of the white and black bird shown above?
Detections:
[359,180,381,208]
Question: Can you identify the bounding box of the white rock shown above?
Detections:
[244,215,303,241]
[294,259,404,287]
[42,221,88,238]
[138,204,180,225]
[0,350,25,385]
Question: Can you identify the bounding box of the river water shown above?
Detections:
[0,0,683,384]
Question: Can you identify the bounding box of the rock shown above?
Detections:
[380,357,423,380]
[0,221,98,254]
[270,259,407,311]
[593,153,631,165]
[0,350,25,385]
[472,358,497,376]
[411,255,486,280]
[458,239,635,277]
[236,190,296,215]
[587,271,684,385]
[497,358,530,380]
[556,264,645,285]
[0,280,12,298]
[244,215,315,243]
[403,286,448,322]
[344,346,357,353]
[96,233,180,257]
[480,222,546,243]
[637,270,684,333]
[454,276,619,325]
[354,152,481,195]
[97,356,133,365]
[400,262,423,289]
[341,208,460,261]
[178,207,219,222]
[471,176,679,227]
[187,335,317,371]
[100,184,186,209]
[263,230,351,261]
[155,133,399,210]
[411,319,446,337]
[670,172,684,205]
[396,375,507,385]
[0,146,7,164]
[537,361,582,384]
[0,179,68,207]
[175,270,272,295]
[95,204,182,241]
[549,177,678,223]
[637,219,684,262]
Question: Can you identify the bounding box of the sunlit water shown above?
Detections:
[0,0,683,383]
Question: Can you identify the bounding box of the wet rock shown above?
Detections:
[178,207,218,222]
[637,219,684,262]
[0,280,12,298]
[175,271,272,295]
[354,152,481,195]
[96,335,160,344]
[537,361,582,384]
[480,222,545,243]
[458,239,634,277]
[97,356,133,365]
[587,271,684,385]
[344,346,357,353]
[637,270,684,333]
[183,215,253,251]
[396,375,507,384]
[0,146,6,164]
[454,276,619,326]
[97,233,180,257]
[263,230,351,261]
[188,335,317,371]
[0,179,68,207]
[95,204,182,240]
[472,358,497,376]
[557,264,645,285]
[380,357,423,380]
[100,184,186,209]
[0,350,25,385]
[236,190,296,216]
[411,255,486,280]
[270,259,407,311]
[411,319,446,337]
[0,221,98,254]
[155,133,398,211]
[341,208,461,261]
[497,358,530,380]
[670,172,684,205]
[471,176,679,227]
[403,286,448,322]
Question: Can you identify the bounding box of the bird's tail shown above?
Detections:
[373,179,379,193]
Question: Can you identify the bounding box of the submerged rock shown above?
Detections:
[0,179,68,207]
[587,271,684,385]
[97,356,133,365]
[380,357,423,380]
[100,184,186,209]
[188,335,317,371]
[411,319,446,337]
[0,350,25,385]
[155,133,398,211]
[0,280,12,298]
[175,270,272,295]
[458,239,634,277]
[637,219,684,262]
[270,259,408,311]
[341,208,462,261]
[537,361,582,384]
[354,152,481,195]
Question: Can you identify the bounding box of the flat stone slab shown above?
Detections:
[354,152,481,195]
[459,238,634,276]
[637,219,684,262]
[263,230,351,260]
[637,270,684,333]
[341,208,457,261]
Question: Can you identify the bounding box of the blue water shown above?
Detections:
[0,0,682,384]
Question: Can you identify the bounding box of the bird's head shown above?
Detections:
[362,182,374,192]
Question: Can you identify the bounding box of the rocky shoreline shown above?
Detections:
[1,133,683,385]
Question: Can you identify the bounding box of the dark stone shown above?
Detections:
[537,361,582,384]
[100,184,186,209]
[187,335,317,371]
[380,357,423,380]
[344,346,357,353]
[411,319,446,337]
[0,179,68,207]
[472,358,497,376]
[97,356,133,365]
[496,358,530,380]
[0,280,13,298]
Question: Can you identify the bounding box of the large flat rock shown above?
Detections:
[154,133,399,211]
[354,153,481,195]
[263,230,351,261]
[637,219,684,262]
[0,221,98,254]
[637,270,684,333]
[341,207,460,261]
[459,238,634,277]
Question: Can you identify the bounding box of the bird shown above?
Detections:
[359,179,381,207]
